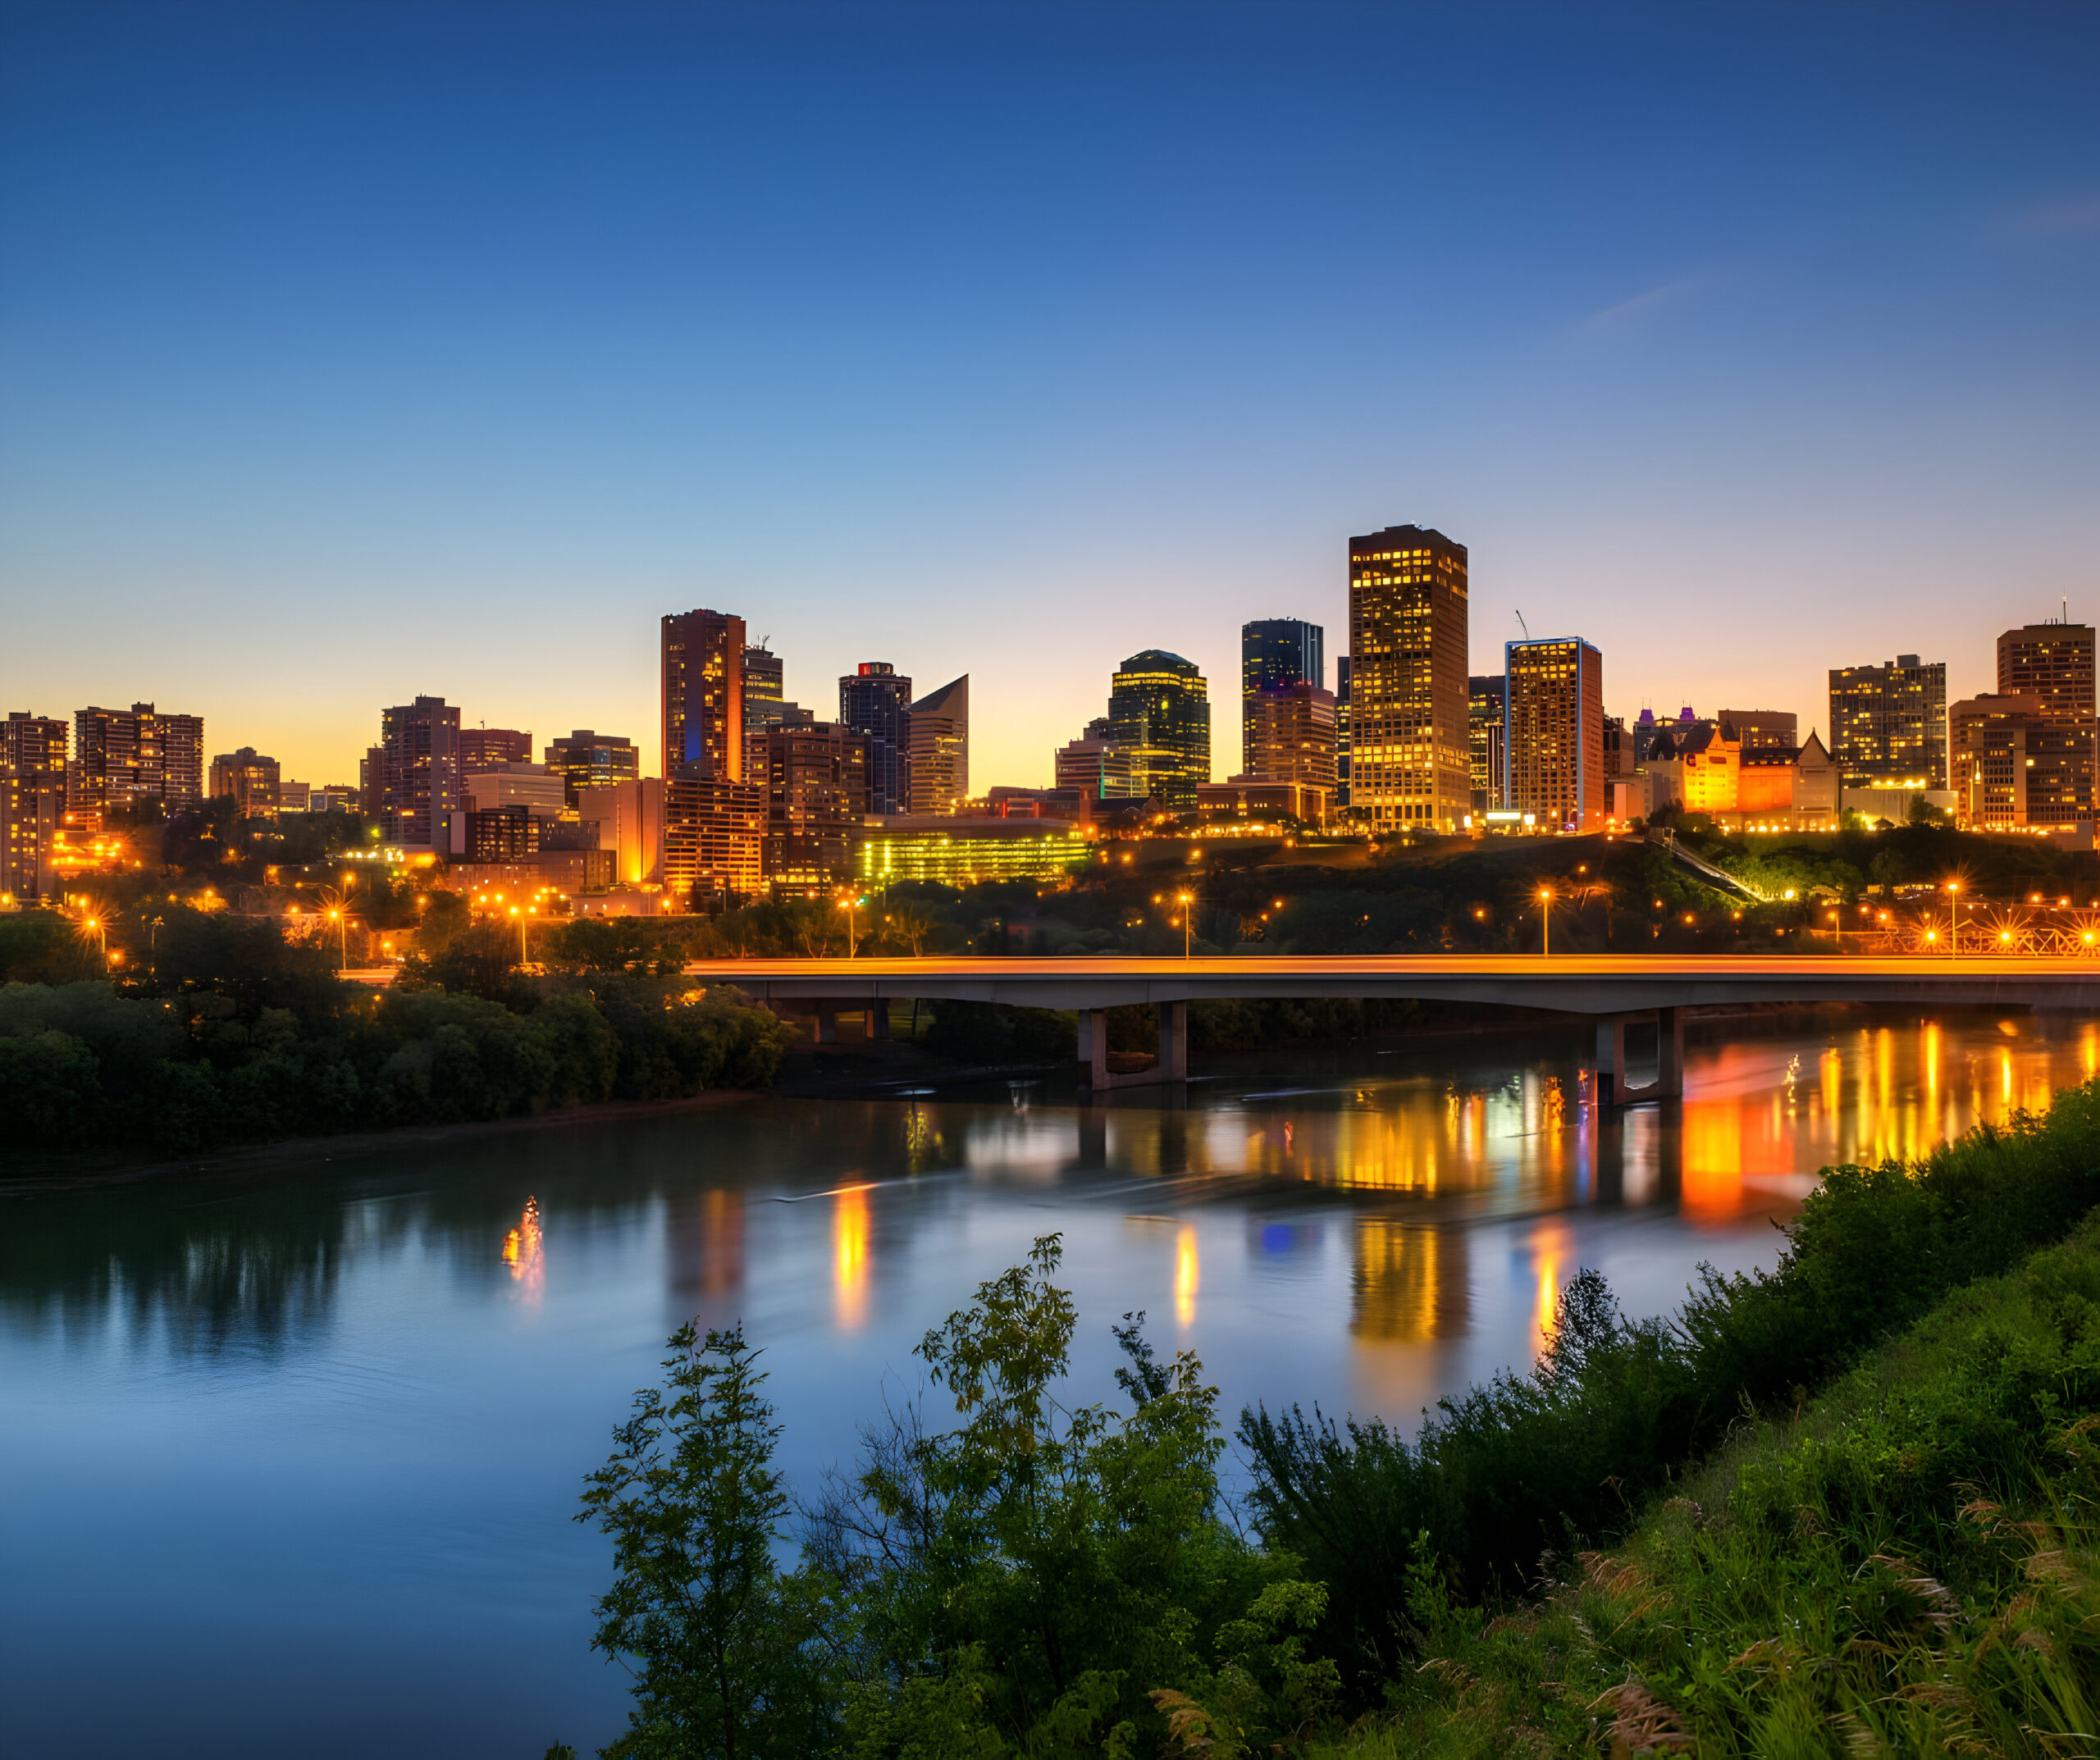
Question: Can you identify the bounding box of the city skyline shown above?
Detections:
[2,5,2093,787]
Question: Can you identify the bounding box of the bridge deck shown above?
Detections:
[678,955,2098,1015]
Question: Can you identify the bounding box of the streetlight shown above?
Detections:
[1537,887,1553,957]
[838,893,862,959]
[1177,891,1194,960]
[1945,880,1961,961]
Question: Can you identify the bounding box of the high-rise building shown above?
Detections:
[71,703,205,814]
[457,727,529,768]
[1335,655,1351,809]
[4,712,67,778]
[543,730,641,807]
[1055,718,1137,800]
[662,773,764,902]
[1467,676,1506,812]
[464,804,540,864]
[763,718,868,891]
[576,778,664,888]
[209,747,282,818]
[1347,524,1471,832]
[1718,709,1797,750]
[1828,656,1947,791]
[742,645,784,742]
[1,714,66,902]
[906,676,969,815]
[662,609,747,782]
[1107,650,1210,813]
[1951,695,2046,831]
[1242,618,1323,769]
[1504,638,1605,832]
[377,695,463,850]
[462,761,568,821]
[1997,622,2096,828]
[840,663,913,816]
[1243,682,1338,821]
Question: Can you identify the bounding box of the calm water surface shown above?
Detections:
[2,1008,2093,1757]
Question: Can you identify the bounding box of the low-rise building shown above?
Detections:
[576,777,664,888]
[1195,776,1328,824]
[858,816,1089,887]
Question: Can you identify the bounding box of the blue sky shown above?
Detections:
[2,2,2094,786]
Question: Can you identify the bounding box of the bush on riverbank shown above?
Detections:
[1239,1081,2100,1695]
[0,920,794,1156]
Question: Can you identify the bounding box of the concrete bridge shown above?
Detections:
[682,954,2098,1097]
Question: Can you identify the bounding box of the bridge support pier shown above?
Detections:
[1594,1007,1684,1105]
[812,1004,838,1046]
[1077,1003,1189,1089]
[866,1002,890,1041]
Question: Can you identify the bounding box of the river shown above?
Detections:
[1,1006,2090,1757]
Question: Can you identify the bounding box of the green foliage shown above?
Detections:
[399,918,539,1007]
[0,912,98,983]
[1334,1213,2100,1758]
[1241,1078,2100,1698]
[578,1323,832,1760]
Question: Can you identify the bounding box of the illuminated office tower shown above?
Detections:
[839,662,913,817]
[376,695,463,849]
[1107,650,1211,813]
[1335,655,1350,809]
[1504,639,1605,831]
[662,609,747,781]
[1056,718,1137,799]
[1997,621,2096,827]
[742,644,784,741]
[71,702,205,814]
[1347,525,1470,831]
[1244,682,1337,820]
[1241,618,1322,769]
[905,676,969,815]
[543,729,640,807]
[1718,709,1796,750]
[1467,676,1505,812]
[1950,695,2046,830]
[1828,656,1947,791]
[459,727,531,768]
[762,716,868,890]
[208,747,282,818]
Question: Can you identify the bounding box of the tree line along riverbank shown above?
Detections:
[552,1080,2100,1758]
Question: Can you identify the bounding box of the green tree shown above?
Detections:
[578,1322,830,1760]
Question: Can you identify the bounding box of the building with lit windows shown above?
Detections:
[661,608,760,900]
[763,715,867,891]
[1335,655,1351,809]
[465,804,540,864]
[4,712,67,779]
[543,730,640,807]
[1718,709,1797,750]
[1504,639,1605,832]
[576,778,664,887]
[459,727,532,768]
[742,644,784,742]
[1950,694,2044,830]
[1242,682,1336,821]
[1997,622,2094,828]
[1,765,62,902]
[1241,619,1322,772]
[859,817,1089,887]
[1828,655,1947,791]
[376,695,463,850]
[1346,525,1470,832]
[906,676,969,815]
[1055,718,1137,800]
[1107,650,1210,813]
[1467,676,1505,814]
[209,747,282,818]
[662,774,764,901]
[839,662,913,817]
[71,702,205,814]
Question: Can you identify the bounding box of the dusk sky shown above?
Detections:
[2,2,2094,787]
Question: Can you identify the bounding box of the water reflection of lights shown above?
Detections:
[1351,1219,1468,1341]
[833,1187,870,1329]
[1175,1225,1200,1327]
[501,1197,544,1299]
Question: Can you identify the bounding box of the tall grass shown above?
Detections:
[1241,1081,2100,1696]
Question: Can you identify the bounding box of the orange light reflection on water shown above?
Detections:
[1175,1225,1200,1328]
[833,1187,870,1329]
[500,1197,543,1301]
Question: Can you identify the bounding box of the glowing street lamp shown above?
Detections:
[1945,880,1961,961]
[1177,890,1194,959]
[1537,887,1553,957]
[837,893,863,958]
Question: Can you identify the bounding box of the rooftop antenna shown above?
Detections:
[1514,609,1531,641]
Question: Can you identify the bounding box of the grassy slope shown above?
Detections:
[1325,1213,2100,1758]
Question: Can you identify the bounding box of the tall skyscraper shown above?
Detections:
[763,718,868,889]
[1951,695,2046,830]
[1243,682,1338,821]
[662,609,746,781]
[1242,618,1323,769]
[1347,524,1470,831]
[3,712,67,778]
[1335,655,1351,809]
[1504,638,1605,832]
[71,703,205,815]
[543,730,640,807]
[2,711,66,903]
[1997,621,2095,828]
[1828,656,1947,791]
[209,747,282,818]
[1107,650,1211,813]
[459,727,532,768]
[839,662,913,817]
[377,695,463,849]
[742,644,784,742]
[906,676,970,814]
[1467,675,1505,812]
